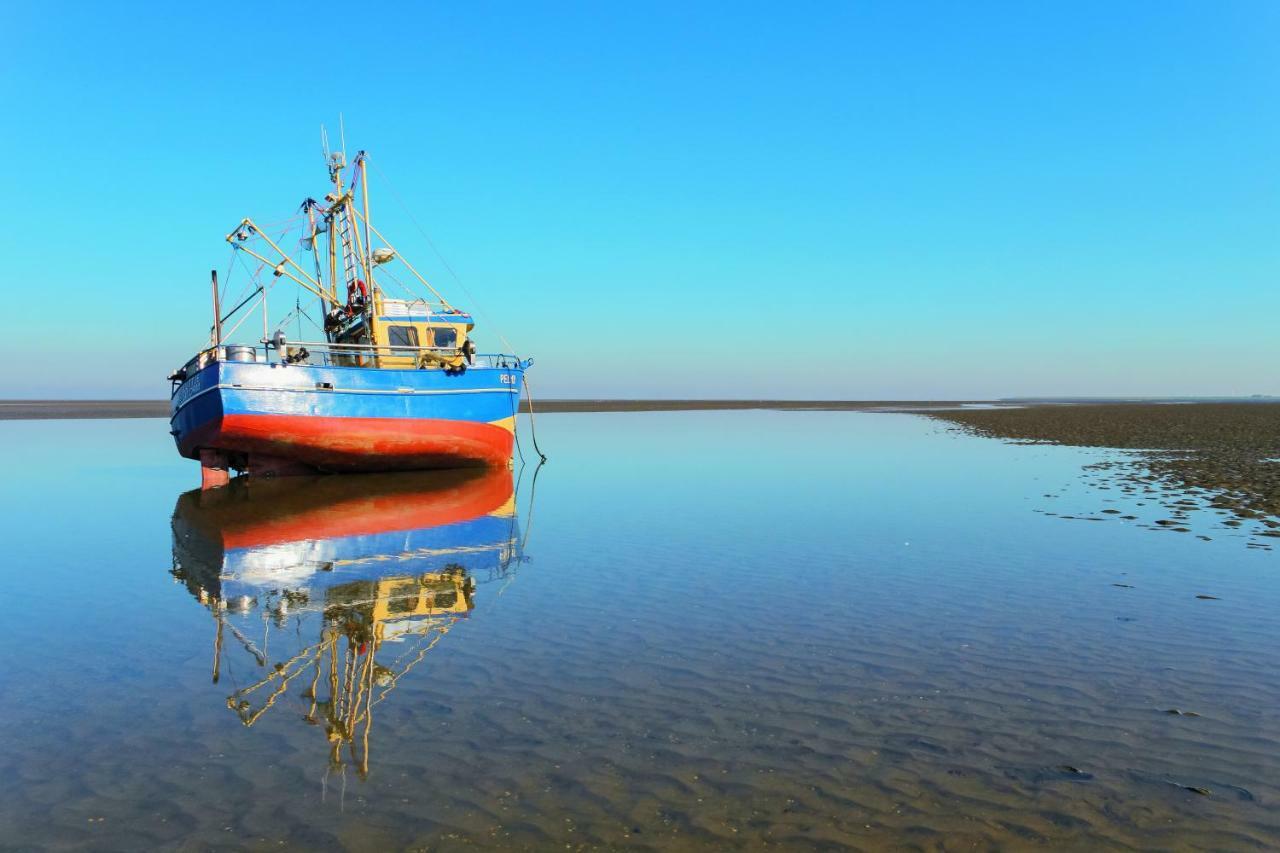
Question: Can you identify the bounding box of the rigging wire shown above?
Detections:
[219,246,238,305]
[276,299,324,339]
[220,258,269,341]
[297,302,323,335]
[224,244,296,342]
[364,160,548,464]
[250,213,309,231]
[215,243,261,345]
[376,266,433,305]
[218,285,265,327]
[368,159,517,356]
[222,221,316,340]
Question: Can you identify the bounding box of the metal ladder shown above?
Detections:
[336,206,361,291]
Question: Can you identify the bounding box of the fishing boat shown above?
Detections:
[168,142,533,488]
[169,466,528,777]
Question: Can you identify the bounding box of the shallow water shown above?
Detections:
[0,411,1277,850]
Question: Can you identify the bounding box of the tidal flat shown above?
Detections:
[928,403,1280,549]
[0,410,1277,850]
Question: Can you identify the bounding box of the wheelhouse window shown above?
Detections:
[431,327,457,349]
[387,325,419,351]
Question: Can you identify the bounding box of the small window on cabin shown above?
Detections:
[386,581,420,614]
[430,591,459,610]
[432,327,457,349]
[387,593,418,615]
[387,325,419,351]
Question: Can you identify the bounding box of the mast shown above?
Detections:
[358,151,377,303]
[322,147,379,345]
[303,198,328,331]
[215,139,462,354]
[327,148,346,307]
[327,204,338,303]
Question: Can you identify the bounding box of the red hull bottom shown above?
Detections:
[187,413,514,478]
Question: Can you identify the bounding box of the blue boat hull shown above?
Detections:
[170,359,525,475]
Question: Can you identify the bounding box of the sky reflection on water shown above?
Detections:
[0,412,1277,849]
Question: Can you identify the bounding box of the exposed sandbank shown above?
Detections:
[925,402,1280,543]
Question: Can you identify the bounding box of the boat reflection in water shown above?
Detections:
[169,466,529,779]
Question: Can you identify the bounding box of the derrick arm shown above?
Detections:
[226,218,343,307]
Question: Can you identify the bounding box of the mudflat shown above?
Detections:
[927,402,1280,532]
[0,400,171,419]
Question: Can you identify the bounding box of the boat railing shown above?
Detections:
[173,342,525,382]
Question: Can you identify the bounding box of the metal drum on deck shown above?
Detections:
[224,345,257,363]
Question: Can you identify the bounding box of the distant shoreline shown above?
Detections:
[0,399,994,420]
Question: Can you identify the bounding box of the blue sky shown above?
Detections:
[2,1,1277,399]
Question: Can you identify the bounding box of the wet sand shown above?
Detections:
[926,402,1280,542]
[2,412,1279,849]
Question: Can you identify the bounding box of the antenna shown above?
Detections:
[339,113,347,161]
[323,122,345,182]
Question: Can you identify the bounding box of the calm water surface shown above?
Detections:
[1,412,1277,850]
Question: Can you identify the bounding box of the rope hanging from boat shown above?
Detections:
[521,374,548,463]
[360,155,549,463]
[510,391,526,467]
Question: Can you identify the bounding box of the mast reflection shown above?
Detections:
[169,467,526,778]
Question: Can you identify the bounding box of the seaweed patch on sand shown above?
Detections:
[923,403,1280,548]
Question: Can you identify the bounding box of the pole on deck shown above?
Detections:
[211,269,223,346]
